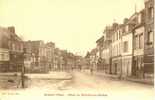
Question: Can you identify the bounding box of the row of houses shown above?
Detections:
[24,40,84,72]
[86,0,154,79]
[0,26,82,73]
[0,26,23,72]
[23,40,55,72]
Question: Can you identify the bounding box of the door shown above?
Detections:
[114,63,117,74]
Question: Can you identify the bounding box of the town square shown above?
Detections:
[0,0,154,100]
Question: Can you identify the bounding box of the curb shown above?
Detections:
[84,71,154,85]
[126,78,154,85]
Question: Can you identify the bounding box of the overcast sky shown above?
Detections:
[0,0,144,56]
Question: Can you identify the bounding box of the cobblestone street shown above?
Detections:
[0,71,154,100]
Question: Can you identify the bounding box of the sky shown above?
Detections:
[0,0,144,56]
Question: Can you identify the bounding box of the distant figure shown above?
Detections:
[90,67,93,75]
[79,65,82,71]
[71,66,74,71]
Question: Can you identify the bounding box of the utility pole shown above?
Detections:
[21,48,26,88]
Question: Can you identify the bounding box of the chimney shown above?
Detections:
[8,26,15,33]
[123,18,129,24]
[112,23,118,30]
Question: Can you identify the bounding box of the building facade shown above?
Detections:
[0,27,10,72]
[91,0,154,80]
[89,48,98,71]
[143,0,154,75]
[102,26,113,74]
[24,41,35,70]
[121,15,137,78]
[25,40,48,72]
[133,10,145,78]
[53,48,61,71]
[96,36,104,71]
[8,27,24,72]
[101,40,112,73]
[45,42,55,71]
[111,23,122,75]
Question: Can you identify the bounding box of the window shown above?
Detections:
[119,30,121,39]
[116,32,119,40]
[125,25,129,32]
[148,31,153,43]
[149,7,154,19]
[138,13,142,24]
[117,31,119,39]
[117,44,119,55]
[112,35,114,42]
[113,34,115,42]
[119,43,121,55]
[134,36,136,49]
[1,54,4,60]
[139,33,143,49]
[114,33,116,41]
[124,41,128,52]
[6,54,9,60]
[135,35,139,49]
[1,37,9,49]
[12,43,15,51]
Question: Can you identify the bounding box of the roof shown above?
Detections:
[96,35,104,43]
[90,48,98,55]
[0,27,10,39]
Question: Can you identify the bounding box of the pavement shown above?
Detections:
[26,71,72,80]
[0,71,72,89]
[0,75,21,89]
[0,70,153,90]
[0,71,154,100]
[82,69,154,85]
[0,72,21,76]
[126,76,154,85]
[66,71,154,100]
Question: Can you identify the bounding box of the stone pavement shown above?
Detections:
[0,71,72,89]
[26,71,72,80]
[0,73,21,89]
[126,76,154,85]
[83,69,154,85]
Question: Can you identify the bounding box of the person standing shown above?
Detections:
[90,67,93,75]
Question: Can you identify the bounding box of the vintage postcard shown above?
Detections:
[0,0,154,100]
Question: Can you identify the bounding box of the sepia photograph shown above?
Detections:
[0,0,154,100]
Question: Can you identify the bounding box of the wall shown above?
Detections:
[112,39,122,57]
[0,48,9,61]
[134,26,144,56]
[122,33,133,56]
[122,56,132,77]
[102,48,110,64]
